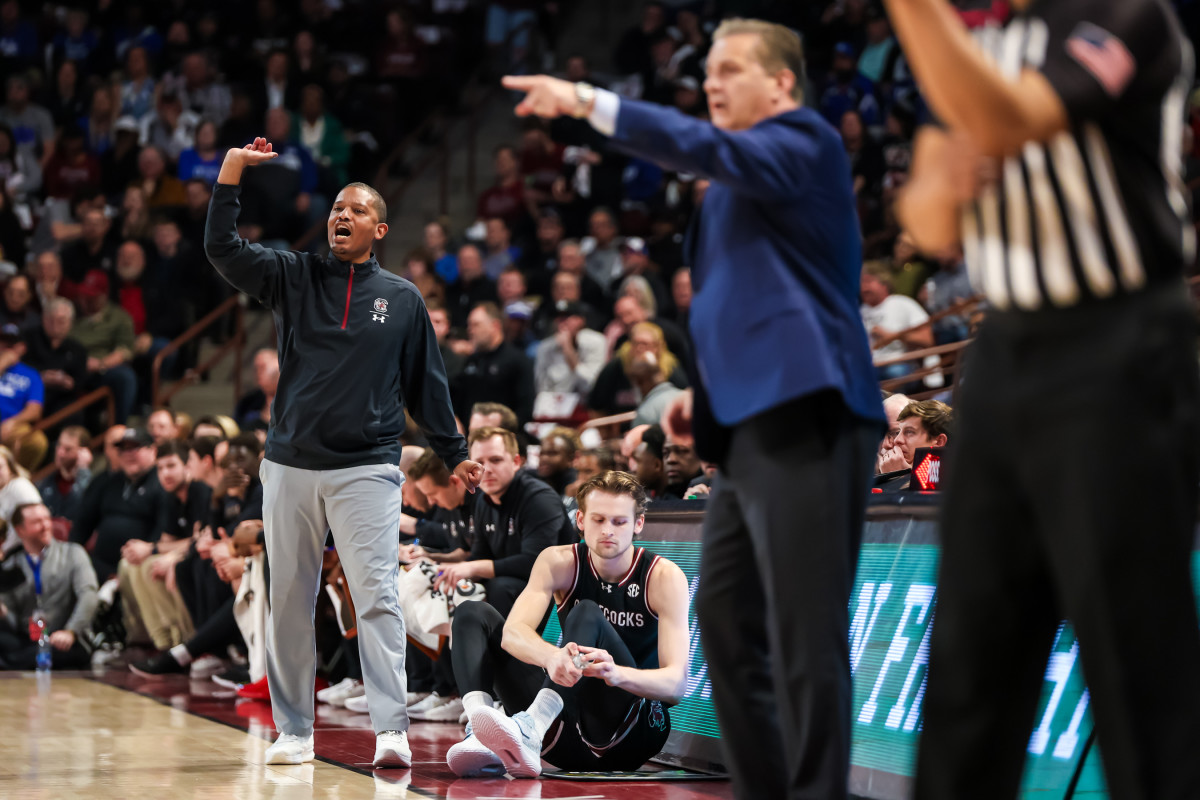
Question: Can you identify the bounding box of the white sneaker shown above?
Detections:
[317,677,364,706]
[469,707,543,778]
[410,693,465,722]
[446,722,505,777]
[344,694,369,714]
[265,733,314,765]
[189,655,225,679]
[405,691,431,708]
[373,730,412,768]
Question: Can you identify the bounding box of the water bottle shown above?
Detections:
[33,611,51,673]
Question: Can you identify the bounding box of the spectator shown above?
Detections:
[71,426,163,580]
[616,239,671,318]
[433,427,575,616]
[590,319,687,415]
[51,10,98,78]
[24,298,87,426]
[535,426,579,500]
[518,123,564,206]
[177,119,223,185]
[446,244,497,328]
[424,221,458,284]
[663,433,703,499]
[136,145,188,209]
[0,188,23,270]
[141,219,193,345]
[496,267,528,309]
[37,425,93,523]
[555,238,609,312]
[100,115,142,198]
[627,351,683,429]
[453,302,535,426]
[843,109,885,202]
[404,248,445,306]
[34,252,65,310]
[71,269,138,424]
[0,322,44,469]
[143,91,202,165]
[819,42,880,130]
[252,49,299,116]
[43,125,102,201]
[292,84,350,191]
[166,51,232,126]
[632,423,668,499]
[81,85,119,158]
[669,267,692,332]
[857,6,897,84]
[582,207,623,293]
[0,443,38,552]
[0,273,40,336]
[146,409,179,445]
[117,440,210,650]
[483,217,520,280]
[292,30,326,88]
[564,446,615,500]
[48,59,87,128]
[0,0,39,72]
[860,261,933,381]
[0,121,41,202]
[521,208,565,289]
[234,349,280,430]
[60,207,117,283]
[0,502,97,669]
[116,184,152,242]
[877,392,912,475]
[180,179,212,247]
[218,89,259,150]
[0,75,55,165]
[118,45,156,122]
[919,255,975,345]
[477,145,532,233]
[376,9,430,124]
[533,301,606,395]
[878,400,952,492]
[468,402,521,436]
[613,2,667,78]
[239,108,319,245]
[427,302,464,383]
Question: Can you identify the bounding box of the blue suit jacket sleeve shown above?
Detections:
[607,98,818,201]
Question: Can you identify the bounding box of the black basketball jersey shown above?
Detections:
[556,542,662,670]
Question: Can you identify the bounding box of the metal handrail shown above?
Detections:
[151,294,244,408]
[14,386,115,444]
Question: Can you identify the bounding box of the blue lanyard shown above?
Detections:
[23,553,42,597]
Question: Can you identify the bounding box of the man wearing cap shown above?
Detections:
[819,42,882,130]
[71,427,163,581]
[617,237,670,315]
[453,301,536,426]
[0,322,45,470]
[72,269,138,424]
[533,301,606,395]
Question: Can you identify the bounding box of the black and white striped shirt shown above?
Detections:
[961,0,1193,311]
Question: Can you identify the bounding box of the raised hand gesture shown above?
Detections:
[217,136,279,185]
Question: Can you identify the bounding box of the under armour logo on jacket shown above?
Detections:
[372,314,386,323]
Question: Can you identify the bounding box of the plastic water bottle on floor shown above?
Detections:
[33,611,51,672]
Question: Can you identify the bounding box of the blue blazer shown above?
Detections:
[607,100,884,452]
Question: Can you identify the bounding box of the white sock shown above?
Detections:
[462,690,494,719]
[169,644,192,666]
[524,688,563,739]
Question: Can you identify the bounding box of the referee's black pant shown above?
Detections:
[916,282,1200,800]
[696,391,879,800]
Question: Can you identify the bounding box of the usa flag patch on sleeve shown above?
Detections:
[1066,22,1136,97]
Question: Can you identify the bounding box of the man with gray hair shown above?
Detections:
[24,297,88,426]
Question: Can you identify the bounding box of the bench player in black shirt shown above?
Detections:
[885,0,1200,796]
[446,471,690,778]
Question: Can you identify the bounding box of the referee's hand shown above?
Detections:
[454,459,483,494]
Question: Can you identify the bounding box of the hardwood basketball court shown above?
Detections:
[0,671,732,799]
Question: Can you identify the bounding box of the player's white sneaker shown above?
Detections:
[265,733,314,765]
[373,730,412,768]
[469,706,542,778]
[344,694,369,714]
[406,691,431,707]
[446,721,506,777]
[410,693,465,722]
[317,677,364,707]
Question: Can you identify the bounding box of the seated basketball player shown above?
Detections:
[446,471,690,778]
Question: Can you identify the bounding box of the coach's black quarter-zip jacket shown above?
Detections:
[205,182,468,472]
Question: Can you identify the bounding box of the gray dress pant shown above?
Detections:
[260,458,409,737]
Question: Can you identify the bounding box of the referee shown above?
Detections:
[884,0,1200,796]
[205,138,483,768]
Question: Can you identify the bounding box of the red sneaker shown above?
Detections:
[237,677,271,701]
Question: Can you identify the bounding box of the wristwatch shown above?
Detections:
[572,82,596,119]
